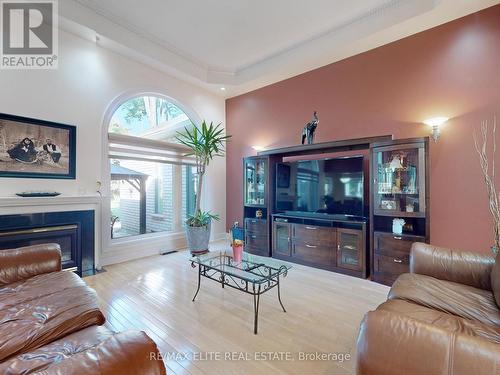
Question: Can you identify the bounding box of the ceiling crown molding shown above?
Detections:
[72,0,209,70]
[64,0,435,80]
[224,0,438,86]
[58,0,500,97]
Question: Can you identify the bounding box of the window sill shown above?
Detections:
[107,229,183,248]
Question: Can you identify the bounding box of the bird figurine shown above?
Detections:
[301,111,319,145]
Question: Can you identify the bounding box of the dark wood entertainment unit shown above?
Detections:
[242,135,430,285]
[272,214,367,278]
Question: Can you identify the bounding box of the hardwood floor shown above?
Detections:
[84,242,389,375]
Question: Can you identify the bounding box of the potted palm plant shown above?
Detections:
[176,121,231,255]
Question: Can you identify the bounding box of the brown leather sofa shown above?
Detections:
[356,242,500,375]
[0,244,166,375]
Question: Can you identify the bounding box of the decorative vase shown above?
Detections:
[392,218,405,235]
[185,221,211,255]
[232,244,243,263]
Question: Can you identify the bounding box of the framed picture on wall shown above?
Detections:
[0,113,76,179]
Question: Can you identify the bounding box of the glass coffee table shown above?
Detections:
[190,251,291,334]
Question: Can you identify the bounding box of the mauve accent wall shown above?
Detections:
[226,5,500,254]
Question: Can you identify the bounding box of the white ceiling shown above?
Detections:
[71,0,394,71]
[60,0,500,97]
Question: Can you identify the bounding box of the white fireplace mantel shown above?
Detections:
[0,195,102,208]
[0,195,103,269]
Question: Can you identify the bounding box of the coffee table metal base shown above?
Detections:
[191,261,287,334]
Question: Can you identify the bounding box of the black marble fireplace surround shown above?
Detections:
[0,210,95,276]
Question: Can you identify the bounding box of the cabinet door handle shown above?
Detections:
[251,220,257,223]
[393,258,403,263]
[343,245,356,250]
[251,235,257,239]
[306,244,317,248]
[393,236,402,240]
[305,226,317,230]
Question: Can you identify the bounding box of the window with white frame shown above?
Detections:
[108,95,197,239]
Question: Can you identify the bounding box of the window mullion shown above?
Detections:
[172,164,183,232]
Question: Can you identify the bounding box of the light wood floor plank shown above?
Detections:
[85,242,388,374]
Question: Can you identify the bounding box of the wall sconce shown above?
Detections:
[423,117,448,142]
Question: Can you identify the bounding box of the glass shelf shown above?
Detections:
[244,158,267,206]
[373,144,426,217]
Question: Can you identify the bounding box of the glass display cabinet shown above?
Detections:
[244,157,267,206]
[243,156,271,257]
[371,139,429,286]
[373,143,426,217]
[272,221,291,258]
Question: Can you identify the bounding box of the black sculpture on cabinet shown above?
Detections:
[301,111,319,145]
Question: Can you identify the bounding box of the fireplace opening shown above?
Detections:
[0,225,79,273]
[0,210,95,276]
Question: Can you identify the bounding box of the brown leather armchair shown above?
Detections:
[0,244,166,375]
[356,242,500,375]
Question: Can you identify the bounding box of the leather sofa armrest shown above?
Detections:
[356,310,500,375]
[0,243,62,286]
[410,242,495,290]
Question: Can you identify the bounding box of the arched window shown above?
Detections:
[108,95,196,239]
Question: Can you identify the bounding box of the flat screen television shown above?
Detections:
[276,156,365,218]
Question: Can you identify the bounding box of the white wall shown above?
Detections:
[0,29,226,265]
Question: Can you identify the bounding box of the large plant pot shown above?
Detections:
[185,221,211,255]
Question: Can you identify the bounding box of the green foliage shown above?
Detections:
[165,102,184,119]
[109,121,128,135]
[186,210,220,227]
[123,97,147,123]
[176,121,231,226]
[122,97,185,125]
[175,121,231,168]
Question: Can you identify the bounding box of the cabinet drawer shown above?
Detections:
[293,241,335,267]
[245,233,267,249]
[245,219,268,234]
[373,254,409,276]
[245,246,269,257]
[374,232,424,257]
[293,224,335,245]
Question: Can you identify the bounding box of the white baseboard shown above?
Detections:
[98,231,227,267]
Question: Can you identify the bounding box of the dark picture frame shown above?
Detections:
[380,199,398,210]
[0,113,76,179]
